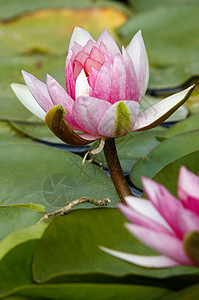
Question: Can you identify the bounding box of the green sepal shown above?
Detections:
[114,102,131,136]
[184,231,199,266]
[45,105,92,146]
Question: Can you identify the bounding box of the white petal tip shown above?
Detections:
[100,246,180,268]
[69,27,94,51]
[11,83,46,120]
[75,69,90,99]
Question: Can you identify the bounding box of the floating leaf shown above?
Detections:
[0,0,128,21]
[0,223,47,262]
[160,283,199,300]
[152,151,199,197]
[164,113,199,139]
[119,5,199,88]
[0,223,46,297]
[0,205,45,242]
[0,7,126,57]
[0,121,34,145]
[0,222,47,298]
[0,240,37,297]
[0,142,119,211]
[131,130,199,189]
[128,0,198,12]
[0,55,65,122]
[33,208,198,284]
[9,283,170,300]
[185,83,199,114]
[10,122,65,144]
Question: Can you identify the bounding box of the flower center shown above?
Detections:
[73,46,106,78]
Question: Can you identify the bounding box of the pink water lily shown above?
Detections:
[11,27,194,148]
[101,167,199,268]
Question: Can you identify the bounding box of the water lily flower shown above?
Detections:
[11,27,194,151]
[101,166,199,268]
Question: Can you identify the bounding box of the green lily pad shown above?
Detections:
[0,7,126,58]
[152,151,199,197]
[131,130,199,189]
[0,0,93,21]
[0,223,46,297]
[33,208,198,284]
[92,127,166,173]
[164,113,199,139]
[0,205,45,242]
[0,55,65,122]
[9,283,169,300]
[0,142,119,211]
[0,240,38,297]
[160,283,199,300]
[185,83,199,114]
[119,5,199,88]
[2,297,32,300]
[0,221,47,298]
[0,121,35,146]
[10,122,65,144]
[128,0,198,12]
[0,0,129,21]
[0,223,47,262]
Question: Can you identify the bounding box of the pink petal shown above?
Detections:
[142,178,199,239]
[22,70,53,112]
[78,133,101,141]
[99,41,113,60]
[82,39,97,54]
[74,51,89,65]
[46,75,82,131]
[73,60,85,78]
[69,41,83,57]
[176,208,199,237]
[46,75,74,114]
[127,30,149,101]
[126,224,193,265]
[73,51,90,77]
[178,166,199,214]
[118,204,174,235]
[98,101,139,137]
[88,68,99,92]
[65,51,76,99]
[89,46,106,64]
[84,57,102,74]
[110,54,126,104]
[100,247,181,268]
[142,177,184,238]
[124,196,174,232]
[122,46,139,102]
[68,27,95,52]
[72,96,111,135]
[97,29,121,55]
[92,61,112,102]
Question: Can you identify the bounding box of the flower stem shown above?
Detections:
[104,138,132,205]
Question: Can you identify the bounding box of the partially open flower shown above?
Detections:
[101,167,199,268]
[11,27,194,149]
